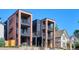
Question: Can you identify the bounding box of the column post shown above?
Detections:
[53,22,55,49]
[45,20,48,48]
[30,15,32,47]
[18,10,21,47]
[41,21,43,48]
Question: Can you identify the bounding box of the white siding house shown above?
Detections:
[61,33,68,49]
[55,30,69,49]
[0,22,4,39]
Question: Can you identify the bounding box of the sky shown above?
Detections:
[0,9,79,36]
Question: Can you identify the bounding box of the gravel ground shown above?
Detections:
[0,47,64,50]
[0,47,44,50]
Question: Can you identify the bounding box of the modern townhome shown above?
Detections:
[32,18,55,49]
[55,30,70,49]
[3,9,72,50]
[5,10,32,47]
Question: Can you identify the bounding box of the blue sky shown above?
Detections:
[0,9,79,36]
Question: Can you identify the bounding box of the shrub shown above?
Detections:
[0,38,5,47]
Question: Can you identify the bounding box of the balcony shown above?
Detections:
[42,33,53,39]
[21,29,30,36]
[42,25,53,31]
[48,35,52,40]
[21,32,30,36]
[42,25,46,29]
[48,26,53,32]
[33,33,36,37]
[21,19,30,27]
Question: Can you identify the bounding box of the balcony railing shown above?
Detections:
[33,33,37,37]
[21,30,30,36]
[21,19,30,26]
[42,33,53,39]
[48,26,53,31]
[42,25,46,29]
[42,25,53,31]
[21,32,30,36]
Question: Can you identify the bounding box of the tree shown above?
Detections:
[74,40,79,49]
[0,38,5,47]
[55,24,59,31]
[77,20,79,23]
[73,30,79,49]
[74,30,79,38]
[50,24,59,31]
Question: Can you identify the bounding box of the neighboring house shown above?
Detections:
[55,30,69,49]
[70,35,79,49]
[0,21,4,40]
[5,10,32,47]
[32,18,55,49]
[70,36,75,49]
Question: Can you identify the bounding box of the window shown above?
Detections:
[56,41,60,44]
[9,18,14,25]
[63,42,66,47]
[9,27,13,34]
[16,23,18,28]
[9,37,13,39]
